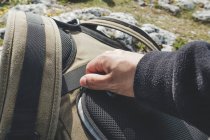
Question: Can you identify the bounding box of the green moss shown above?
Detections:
[58,0,69,4]
[0,38,3,46]
[1,0,32,5]
[0,23,5,28]
[0,5,10,17]
[135,42,147,52]
[173,37,188,50]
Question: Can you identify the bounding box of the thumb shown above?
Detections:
[80,73,110,90]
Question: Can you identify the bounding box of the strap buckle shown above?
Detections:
[67,19,80,26]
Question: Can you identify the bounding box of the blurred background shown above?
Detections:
[0,0,210,51]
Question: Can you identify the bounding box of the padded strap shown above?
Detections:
[3,11,62,140]
[7,13,46,140]
[81,18,160,51]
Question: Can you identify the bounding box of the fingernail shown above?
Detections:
[80,76,87,87]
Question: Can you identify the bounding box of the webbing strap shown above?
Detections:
[7,13,46,140]
[81,18,160,51]
[62,64,87,96]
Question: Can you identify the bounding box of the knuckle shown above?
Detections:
[86,76,95,88]
[86,77,94,87]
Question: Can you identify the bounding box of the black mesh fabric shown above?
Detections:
[59,30,76,71]
[82,90,208,140]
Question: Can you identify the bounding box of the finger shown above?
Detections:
[80,73,111,90]
[86,55,106,74]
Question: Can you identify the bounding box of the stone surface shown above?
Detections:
[193,10,210,22]
[192,0,209,8]
[97,12,138,51]
[158,0,170,4]
[53,7,111,22]
[11,4,48,15]
[204,2,210,9]
[141,24,177,51]
[158,0,181,15]
[193,0,209,5]
[106,12,138,25]
[32,0,56,5]
[0,4,48,24]
[136,0,146,6]
[176,0,195,10]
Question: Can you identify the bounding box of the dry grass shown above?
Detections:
[1,0,210,48]
[61,0,210,48]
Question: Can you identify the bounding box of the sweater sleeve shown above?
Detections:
[134,41,210,136]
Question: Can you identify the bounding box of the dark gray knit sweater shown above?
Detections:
[134,41,210,136]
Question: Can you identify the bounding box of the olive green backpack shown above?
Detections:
[0,11,207,140]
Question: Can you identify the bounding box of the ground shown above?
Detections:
[1,0,210,49]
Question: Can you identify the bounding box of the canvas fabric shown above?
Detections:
[55,32,116,140]
[0,11,120,140]
[0,11,62,140]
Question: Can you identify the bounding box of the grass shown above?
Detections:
[173,37,188,50]
[0,38,3,47]
[0,5,10,17]
[58,0,210,49]
[0,23,5,28]
[1,0,210,48]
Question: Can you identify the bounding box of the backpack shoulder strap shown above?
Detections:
[81,17,160,51]
[0,11,62,140]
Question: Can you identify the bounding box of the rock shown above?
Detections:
[158,0,170,4]
[11,4,48,15]
[148,32,163,45]
[176,0,195,10]
[98,12,138,51]
[190,31,196,35]
[141,24,177,51]
[96,26,135,51]
[162,44,174,51]
[106,12,138,25]
[0,3,63,23]
[53,7,111,22]
[31,0,40,3]
[140,25,159,34]
[40,0,56,5]
[193,10,210,22]
[136,0,147,6]
[0,28,5,39]
[32,0,56,5]
[158,1,181,15]
[193,0,210,8]
[193,0,209,5]
[204,2,210,9]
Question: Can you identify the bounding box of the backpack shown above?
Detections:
[0,11,208,140]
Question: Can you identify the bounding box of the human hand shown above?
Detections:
[80,49,144,97]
